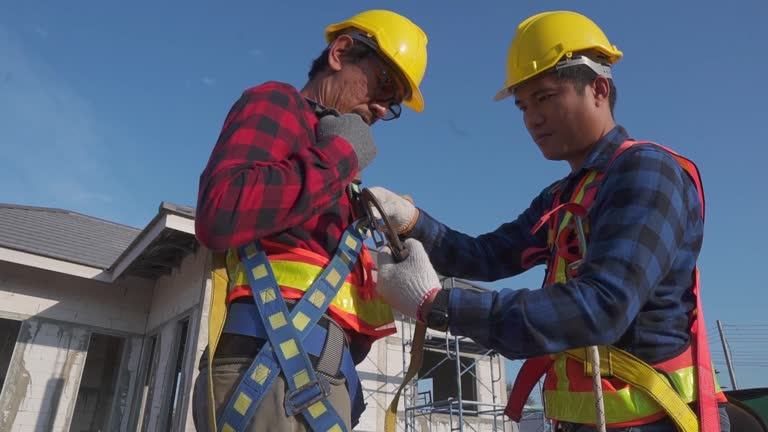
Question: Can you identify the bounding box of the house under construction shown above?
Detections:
[0,201,516,432]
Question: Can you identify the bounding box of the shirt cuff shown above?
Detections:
[406,208,445,254]
[447,287,494,345]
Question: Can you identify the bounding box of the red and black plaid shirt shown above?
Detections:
[196,81,377,358]
[196,81,359,254]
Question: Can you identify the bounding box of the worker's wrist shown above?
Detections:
[416,287,440,323]
[400,208,420,235]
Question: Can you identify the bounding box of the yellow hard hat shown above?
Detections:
[326,9,428,112]
[494,11,623,102]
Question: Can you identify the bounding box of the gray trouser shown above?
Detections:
[192,362,351,432]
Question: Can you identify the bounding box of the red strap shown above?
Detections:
[504,356,554,421]
[692,269,720,432]
[530,202,588,235]
[357,244,376,301]
[607,139,639,165]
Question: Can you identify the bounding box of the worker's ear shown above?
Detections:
[327,34,354,72]
[592,75,611,109]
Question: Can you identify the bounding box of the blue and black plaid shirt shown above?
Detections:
[410,126,703,364]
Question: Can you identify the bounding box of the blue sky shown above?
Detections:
[2,0,767,394]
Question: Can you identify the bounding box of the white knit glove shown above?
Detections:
[376,238,440,321]
[366,186,418,235]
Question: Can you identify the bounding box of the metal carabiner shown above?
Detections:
[359,188,410,263]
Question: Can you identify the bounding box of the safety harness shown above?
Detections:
[504,140,726,431]
[206,177,419,432]
[214,220,367,432]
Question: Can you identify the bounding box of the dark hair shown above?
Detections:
[307,40,374,80]
[555,58,618,115]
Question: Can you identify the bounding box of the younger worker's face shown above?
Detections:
[513,72,598,168]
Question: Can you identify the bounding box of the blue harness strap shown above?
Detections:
[216,221,367,432]
[223,303,366,424]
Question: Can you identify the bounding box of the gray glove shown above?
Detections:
[376,238,440,321]
[317,113,378,172]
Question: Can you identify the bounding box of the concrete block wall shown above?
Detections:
[145,250,208,332]
[0,318,145,432]
[0,261,153,334]
[354,336,397,432]
[0,319,89,432]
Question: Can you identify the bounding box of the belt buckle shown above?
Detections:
[284,375,330,416]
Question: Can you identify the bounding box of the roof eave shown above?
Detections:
[0,245,111,282]
[108,206,196,281]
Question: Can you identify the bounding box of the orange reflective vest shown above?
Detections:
[225,239,396,339]
[506,140,726,430]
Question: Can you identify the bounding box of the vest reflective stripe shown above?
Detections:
[544,388,670,426]
[532,140,724,428]
[225,247,396,339]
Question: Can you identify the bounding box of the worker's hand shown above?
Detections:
[317,113,378,172]
[376,238,440,321]
[367,186,419,235]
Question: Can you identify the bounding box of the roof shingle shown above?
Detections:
[0,204,141,269]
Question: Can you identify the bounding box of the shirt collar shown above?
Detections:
[305,98,340,117]
[576,125,631,174]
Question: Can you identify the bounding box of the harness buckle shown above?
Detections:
[566,259,583,279]
[284,375,331,416]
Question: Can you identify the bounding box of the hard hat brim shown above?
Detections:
[493,86,514,102]
[403,83,424,112]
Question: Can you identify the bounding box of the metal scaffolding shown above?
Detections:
[397,277,513,432]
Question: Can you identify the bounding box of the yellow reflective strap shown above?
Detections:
[553,256,568,285]
[207,251,231,432]
[560,347,699,432]
[385,322,427,432]
[230,259,394,327]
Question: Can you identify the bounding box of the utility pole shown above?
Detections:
[717,320,738,390]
